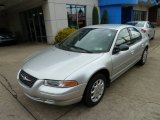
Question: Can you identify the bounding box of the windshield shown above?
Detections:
[56,28,117,53]
[127,22,145,27]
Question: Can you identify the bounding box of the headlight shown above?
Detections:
[44,80,78,88]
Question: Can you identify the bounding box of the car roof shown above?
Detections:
[84,24,133,30]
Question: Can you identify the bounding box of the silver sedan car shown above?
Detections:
[126,21,155,39]
[17,25,149,107]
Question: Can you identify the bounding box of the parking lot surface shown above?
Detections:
[1,28,160,120]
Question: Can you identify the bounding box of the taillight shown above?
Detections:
[141,29,146,33]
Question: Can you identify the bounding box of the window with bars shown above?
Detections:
[133,10,147,21]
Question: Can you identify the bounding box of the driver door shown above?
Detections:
[111,28,133,80]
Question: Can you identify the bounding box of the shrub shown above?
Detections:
[101,9,108,24]
[92,6,99,25]
[55,28,76,43]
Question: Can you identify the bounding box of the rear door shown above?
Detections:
[128,27,144,63]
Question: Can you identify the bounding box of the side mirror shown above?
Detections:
[119,44,129,51]
[113,44,129,54]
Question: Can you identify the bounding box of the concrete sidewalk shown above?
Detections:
[0,76,35,120]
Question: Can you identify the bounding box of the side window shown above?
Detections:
[116,28,131,46]
[128,27,142,42]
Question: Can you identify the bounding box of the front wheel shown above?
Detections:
[138,48,148,65]
[83,74,106,107]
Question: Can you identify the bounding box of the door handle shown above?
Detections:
[131,50,135,55]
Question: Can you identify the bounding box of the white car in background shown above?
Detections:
[126,21,155,40]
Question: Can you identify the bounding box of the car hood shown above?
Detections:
[22,46,103,80]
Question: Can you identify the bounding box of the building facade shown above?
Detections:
[0,0,99,44]
[148,0,160,25]
[99,0,158,24]
[0,0,158,44]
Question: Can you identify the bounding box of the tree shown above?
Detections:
[92,6,99,25]
[101,9,108,24]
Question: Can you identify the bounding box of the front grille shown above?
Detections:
[19,70,38,88]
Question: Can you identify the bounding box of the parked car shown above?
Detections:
[126,21,155,40]
[0,28,16,45]
[17,24,149,107]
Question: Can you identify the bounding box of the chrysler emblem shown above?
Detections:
[21,74,31,82]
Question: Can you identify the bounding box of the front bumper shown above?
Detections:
[17,78,86,106]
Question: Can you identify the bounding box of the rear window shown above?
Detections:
[127,22,145,27]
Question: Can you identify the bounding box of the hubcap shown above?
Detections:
[143,50,148,63]
[91,79,104,102]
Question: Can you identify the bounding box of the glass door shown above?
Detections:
[28,18,36,42]
[22,7,47,43]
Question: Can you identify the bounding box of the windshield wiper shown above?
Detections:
[69,45,93,53]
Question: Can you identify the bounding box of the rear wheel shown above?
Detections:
[83,74,106,107]
[138,48,148,65]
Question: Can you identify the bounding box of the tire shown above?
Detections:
[138,48,148,66]
[83,74,106,107]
